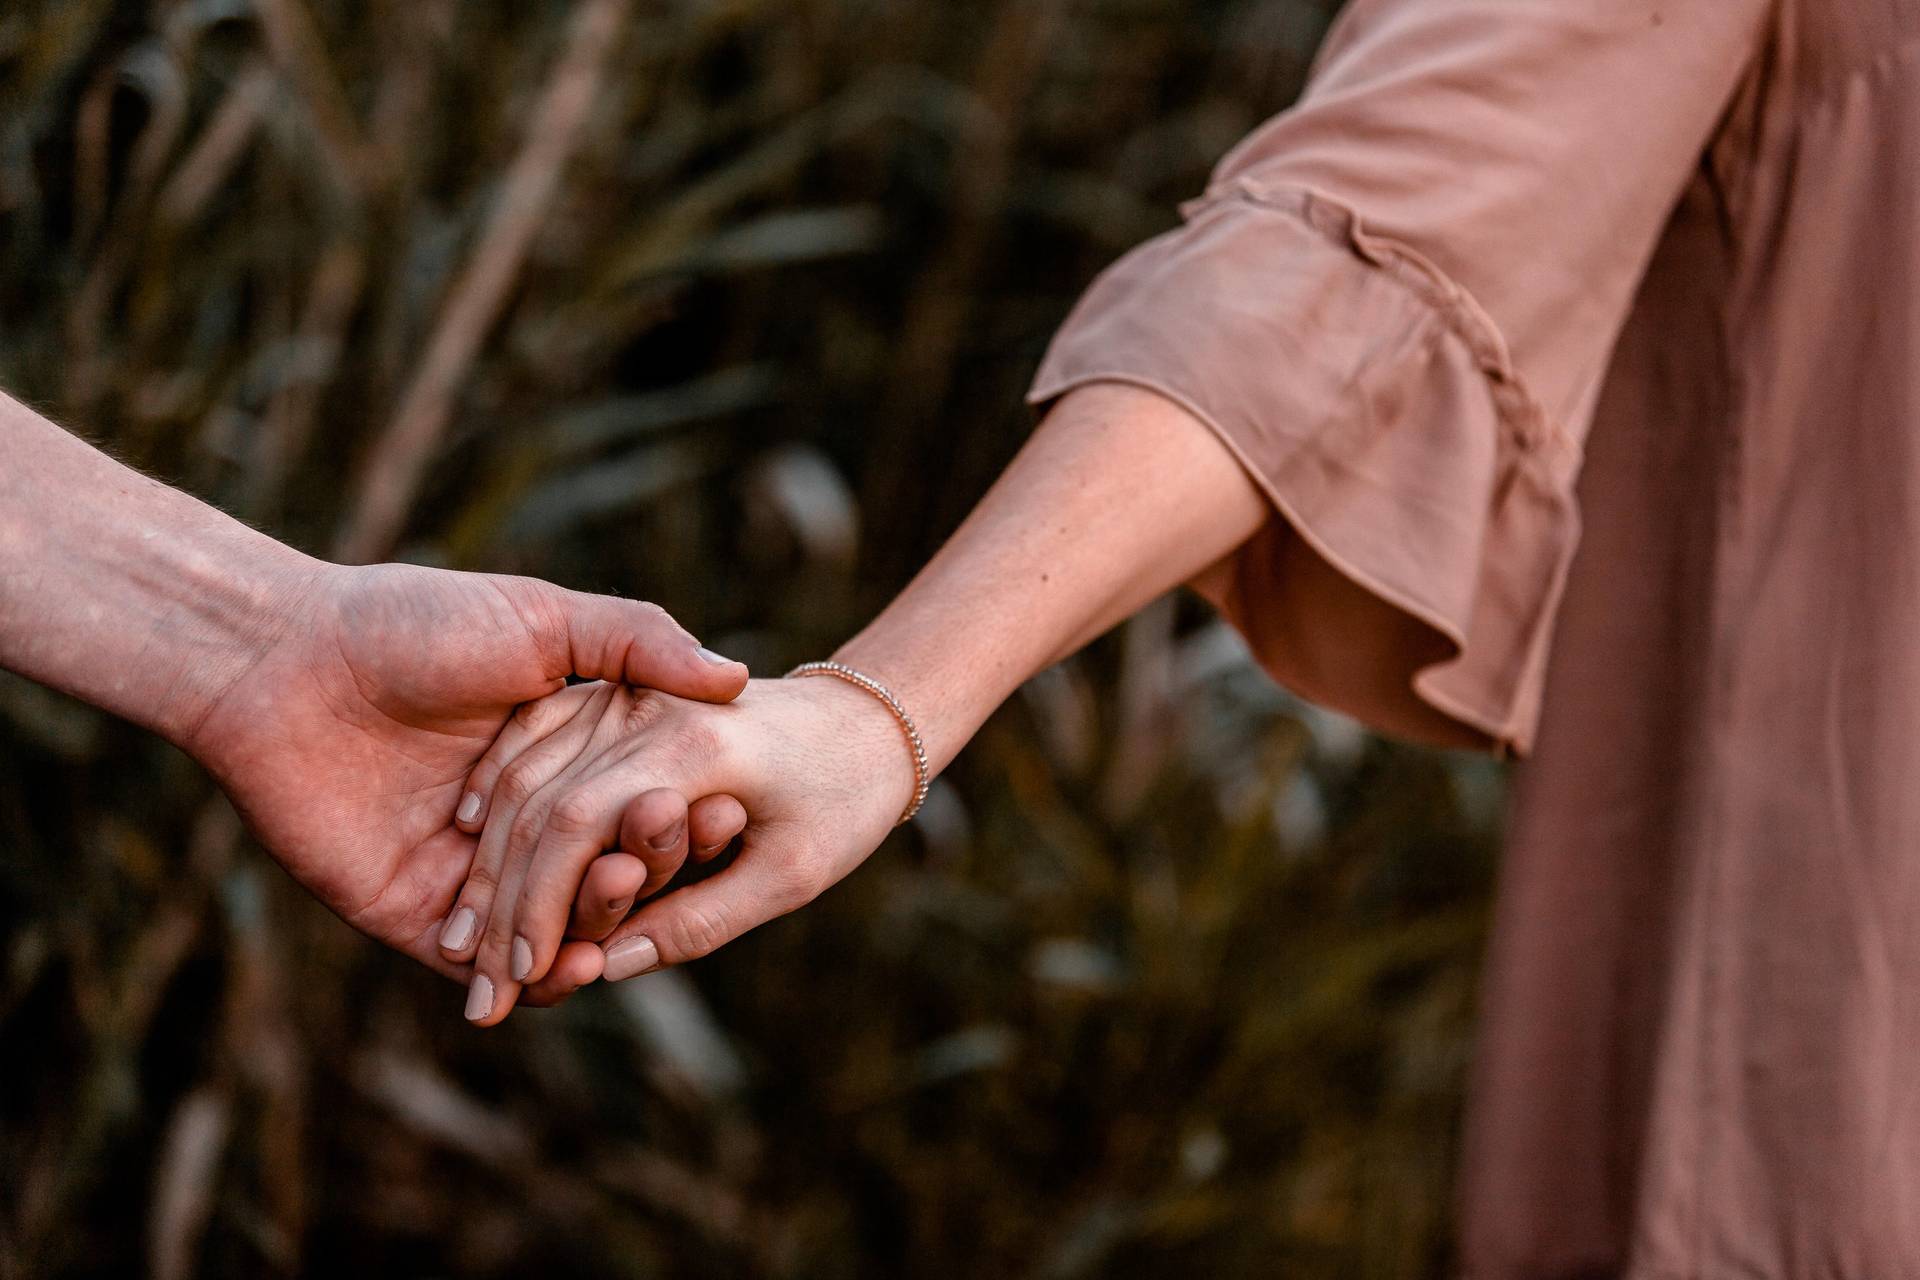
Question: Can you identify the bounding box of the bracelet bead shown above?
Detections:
[785,660,930,825]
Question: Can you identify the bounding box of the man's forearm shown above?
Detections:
[0,393,322,747]
[834,382,1268,774]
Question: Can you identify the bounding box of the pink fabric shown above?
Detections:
[1029,1,1920,1275]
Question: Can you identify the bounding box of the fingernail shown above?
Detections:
[648,819,685,852]
[695,647,736,667]
[510,936,533,982]
[604,935,659,981]
[457,792,483,824]
[440,907,477,952]
[464,974,494,1022]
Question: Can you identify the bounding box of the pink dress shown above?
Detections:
[1029,2,1920,1275]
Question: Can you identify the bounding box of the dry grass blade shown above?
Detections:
[251,0,375,206]
[353,1051,537,1168]
[148,1086,234,1280]
[245,240,366,516]
[155,58,276,227]
[611,969,747,1099]
[334,0,636,563]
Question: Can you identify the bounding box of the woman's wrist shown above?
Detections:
[825,385,1269,784]
[787,661,933,823]
[830,628,1027,782]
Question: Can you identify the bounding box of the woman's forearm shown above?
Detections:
[834,382,1268,773]
[471,383,1270,996]
[0,393,322,746]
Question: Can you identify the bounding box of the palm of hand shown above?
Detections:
[194,563,569,976]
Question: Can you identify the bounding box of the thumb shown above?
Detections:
[598,834,822,979]
[526,582,748,702]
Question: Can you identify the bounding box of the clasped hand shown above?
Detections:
[439,675,916,1025]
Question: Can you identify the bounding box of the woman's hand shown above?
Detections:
[455,677,917,1025]
[435,679,751,970]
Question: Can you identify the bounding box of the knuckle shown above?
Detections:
[768,859,826,913]
[661,720,723,772]
[620,689,673,735]
[481,913,517,954]
[462,863,498,896]
[495,764,539,807]
[548,789,602,836]
[511,699,553,734]
[674,717,719,754]
[507,806,549,860]
[518,581,571,650]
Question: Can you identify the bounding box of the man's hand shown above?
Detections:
[183,561,748,1003]
[1,400,750,1005]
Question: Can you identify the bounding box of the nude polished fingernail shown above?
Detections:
[457,792,483,824]
[695,647,736,666]
[440,907,477,952]
[510,936,533,982]
[603,935,659,981]
[465,974,494,1022]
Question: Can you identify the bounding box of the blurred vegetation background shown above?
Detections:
[0,1,1509,1276]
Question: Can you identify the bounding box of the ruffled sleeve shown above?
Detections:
[1028,0,1771,755]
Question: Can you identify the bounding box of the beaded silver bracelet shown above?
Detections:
[785,660,930,825]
